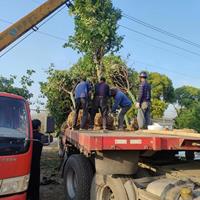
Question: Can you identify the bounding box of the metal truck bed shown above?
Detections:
[64,129,200,154]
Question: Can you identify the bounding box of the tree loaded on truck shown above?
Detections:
[60,129,200,200]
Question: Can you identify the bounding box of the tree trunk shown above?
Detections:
[96,64,102,81]
[127,90,136,103]
[68,91,75,110]
[124,114,129,127]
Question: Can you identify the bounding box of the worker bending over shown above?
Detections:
[136,71,151,129]
[73,77,90,130]
[89,77,110,131]
[111,88,132,130]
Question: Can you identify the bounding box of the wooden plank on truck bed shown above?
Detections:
[140,129,200,138]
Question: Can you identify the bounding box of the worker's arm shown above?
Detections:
[111,94,122,113]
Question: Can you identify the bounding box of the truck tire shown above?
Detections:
[95,150,139,175]
[90,174,129,200]
[124,179,138,200]
[63,154,93,200]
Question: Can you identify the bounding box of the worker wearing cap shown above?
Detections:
[89,77,110,131]
[111,88,132,130]
[27,119,44,200]
[136,72,151,129]
[73,77,90,130]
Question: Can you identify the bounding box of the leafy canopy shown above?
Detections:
[65,0,123,78]
[0,69,35,100]
[175,102,200,132]
[40,67,74,129]
[149,72,175,103]
[175,86,200,108]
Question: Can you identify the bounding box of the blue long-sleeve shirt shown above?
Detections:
[75,81,90,99]
[112,91,132,112]
[94,82,110,97]
[137,81,151,105]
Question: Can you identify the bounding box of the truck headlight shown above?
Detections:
[0,175,29,196]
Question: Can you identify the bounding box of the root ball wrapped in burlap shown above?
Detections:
[94,113,114,130]
[67,110,90,129]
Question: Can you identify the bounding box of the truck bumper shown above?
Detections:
[0,193,26,200]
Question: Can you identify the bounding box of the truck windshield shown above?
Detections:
[0,96,30,155]
[0,96,29,139]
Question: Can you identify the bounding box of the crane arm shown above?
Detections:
[0,0,71,52]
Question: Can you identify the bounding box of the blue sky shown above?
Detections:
[0,0,200,106]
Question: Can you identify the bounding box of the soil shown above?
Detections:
[40,140,65,200]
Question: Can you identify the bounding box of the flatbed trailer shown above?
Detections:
[61,129,200,200]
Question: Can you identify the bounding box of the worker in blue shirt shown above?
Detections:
[89,77,110,130]
[136,71,151,129]
[73,77,90,130]
[111,88,132,130]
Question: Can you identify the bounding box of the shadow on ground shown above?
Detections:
[40,142,65,200]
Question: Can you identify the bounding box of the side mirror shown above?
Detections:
[45,116,55,133]
[41,134,54,146]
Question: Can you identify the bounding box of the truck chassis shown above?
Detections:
[61,129,200,200]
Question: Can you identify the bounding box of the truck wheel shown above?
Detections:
[124,179,138,200]
[90,174,128,200]
[64,154,93,200]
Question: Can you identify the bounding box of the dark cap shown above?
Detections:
[139,71,148,78]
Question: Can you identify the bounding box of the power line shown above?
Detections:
[123,13,200,49]
[1,17,198,62]
[31,0,40,3]
[0,18,12,24]
[0,4,67,58]
[119,24,200,58]
[0,19,198,81]
[133,59,199,80]
[37,30,66,42]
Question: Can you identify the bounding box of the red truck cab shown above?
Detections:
[0,92,32,200]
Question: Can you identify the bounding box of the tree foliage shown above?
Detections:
[0,69,35,99]
[151,99,168,119]
[175,86,200,109]
[149,72,174,103]
[70,55,97,82]
[148,72,174,118]
[175,103,200,132]
[65,0,123,78]
[40,67,74,129]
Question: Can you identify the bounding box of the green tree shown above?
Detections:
[0,69,35,99]
[103,55,139,125]
[40,67,76,129]
[149,72,175,103]
[148,72,174,118]
[151,99,168,119]
[174,86,200,114]
[103,54,138,102]
[65,0,123,79]
[70,55,97,82]
[175,103,200,132]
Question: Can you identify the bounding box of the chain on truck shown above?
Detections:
[1,1,200,200]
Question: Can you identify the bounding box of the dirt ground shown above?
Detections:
[40,140,65,200]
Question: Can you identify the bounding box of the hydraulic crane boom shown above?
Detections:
[0,0,71,52]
